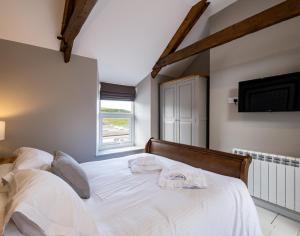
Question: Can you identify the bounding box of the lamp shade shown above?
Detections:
[0,121,5,141]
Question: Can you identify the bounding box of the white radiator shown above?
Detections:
[233,148,300,213]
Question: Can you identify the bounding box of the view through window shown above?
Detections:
[100,100,133,149]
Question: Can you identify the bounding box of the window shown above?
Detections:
[99,100,134,149]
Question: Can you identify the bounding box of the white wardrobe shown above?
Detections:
[160,75,207,147]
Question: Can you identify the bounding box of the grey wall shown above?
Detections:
[0,39,98,162]
[210,0,300,157]
[182,51,210,76]
[135,75,151,147]
[181,11,210,78]
[135,74,172,146]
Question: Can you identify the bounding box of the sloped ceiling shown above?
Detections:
[0,0,64,50]
[0,0,236,86]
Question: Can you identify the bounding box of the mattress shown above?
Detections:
[82,154,262,236]
[3,154,262,236]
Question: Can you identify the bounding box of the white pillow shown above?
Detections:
[2,169,100,236]
[13,147,53,171]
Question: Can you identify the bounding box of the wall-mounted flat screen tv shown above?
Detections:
[238,72,300,112]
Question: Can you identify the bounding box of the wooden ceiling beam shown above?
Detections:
[154,0,300,70]
[151,0,210,78]
[61,0,75,36]
[59,0,97,63]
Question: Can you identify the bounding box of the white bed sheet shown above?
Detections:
[3,154,262,236]
[82,154,263,236]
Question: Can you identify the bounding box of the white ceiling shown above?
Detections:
[0,0,237,86]
[74,0,237,85]
[184,0,236,15]
[0,0,64,50]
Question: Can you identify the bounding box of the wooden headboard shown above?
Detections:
[0,156,16,165]
[145,138,251,185]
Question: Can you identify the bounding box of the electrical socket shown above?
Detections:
[228,97,238,104]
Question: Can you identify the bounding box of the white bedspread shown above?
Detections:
[81,154,262,236]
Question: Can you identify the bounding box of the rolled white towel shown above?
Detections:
[159,163,207,189]
[128,155,164,173]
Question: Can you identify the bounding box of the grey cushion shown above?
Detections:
[12,212,46,236]
[51,151,90,199]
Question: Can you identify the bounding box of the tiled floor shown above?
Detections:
[257,206,300,236]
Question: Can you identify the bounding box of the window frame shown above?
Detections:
[99,100,135,150]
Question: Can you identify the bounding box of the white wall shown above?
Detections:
[0,39,98,162]
[209,0,300,157]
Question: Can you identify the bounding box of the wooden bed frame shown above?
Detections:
[0,156,16,165]
[145,138,251,185]
[0,140,251,185]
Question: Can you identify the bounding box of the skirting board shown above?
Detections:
[253,197,300,223]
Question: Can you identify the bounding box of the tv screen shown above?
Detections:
[238,72,300,112]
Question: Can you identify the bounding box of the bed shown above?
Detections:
[1,138,262,236]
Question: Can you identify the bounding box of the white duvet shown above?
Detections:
[81,154,263,236]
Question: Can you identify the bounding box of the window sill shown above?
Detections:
[96,146,144,160]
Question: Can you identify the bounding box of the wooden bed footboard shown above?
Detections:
[145,138,251,185]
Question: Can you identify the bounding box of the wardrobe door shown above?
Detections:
[161,83,177,142]
[177,79,194,145]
